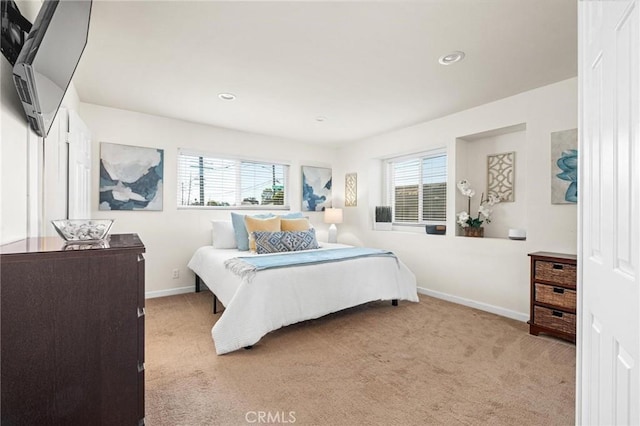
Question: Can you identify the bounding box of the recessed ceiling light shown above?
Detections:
[438,51,466,65]
[316,116,327,122]
[218,93,236,101]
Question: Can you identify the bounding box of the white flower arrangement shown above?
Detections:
[456,179,501,228]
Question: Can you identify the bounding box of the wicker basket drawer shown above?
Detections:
[533,306,576,335]
[535,261,576,287]
[535,283,577,310]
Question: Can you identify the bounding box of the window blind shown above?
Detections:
[177,151,289,208]
[393,158,420,222]
[422,154,447,221]
[386,151,447,223]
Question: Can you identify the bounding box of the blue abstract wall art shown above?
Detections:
[550,129,578,204]
[556,149,577,202]
[99,142,164,211]
[302,166,332,212]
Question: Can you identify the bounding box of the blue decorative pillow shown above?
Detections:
[253,229,319,254]
[279,212,304,219]
[231,213,273,251]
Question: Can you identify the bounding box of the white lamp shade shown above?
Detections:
[324,208,343,224]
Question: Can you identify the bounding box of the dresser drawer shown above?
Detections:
[533,306,576,335]
[535,283,576,310]
[138,369,145,425]
[535,261,576,287]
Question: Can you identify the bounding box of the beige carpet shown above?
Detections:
[145,292,575,425]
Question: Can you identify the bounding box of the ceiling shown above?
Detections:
[73,1,577,145]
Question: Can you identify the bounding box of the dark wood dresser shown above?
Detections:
[528,251,577,343]
[1,234,146,425]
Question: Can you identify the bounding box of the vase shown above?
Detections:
[464,226,484,238]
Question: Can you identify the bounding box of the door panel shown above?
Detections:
[68,110,92,219]
[579,1,639,424]
[42,107,69,235]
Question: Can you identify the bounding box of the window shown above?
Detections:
[177,150,289,208]
[385,150,447,223]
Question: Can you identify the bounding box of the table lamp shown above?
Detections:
[324,208,343,243]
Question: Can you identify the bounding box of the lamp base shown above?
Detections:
[328,224,337,243]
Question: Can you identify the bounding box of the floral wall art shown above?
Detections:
[301,166,332,211]
[550,128,578,204]
[99,142,164,211]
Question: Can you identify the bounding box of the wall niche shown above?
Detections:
[455,123,528,239]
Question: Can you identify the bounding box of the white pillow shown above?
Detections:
[211,220,237,249]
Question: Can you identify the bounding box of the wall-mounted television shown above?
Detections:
[11,0,92,138]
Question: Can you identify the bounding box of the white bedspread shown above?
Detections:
[187,243,419,354]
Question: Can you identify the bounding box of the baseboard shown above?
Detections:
[145,285,529,322]
[145,285,194,299]
[416,286,529,322]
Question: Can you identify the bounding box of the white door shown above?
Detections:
[67,110,92,219]
[579,0,640,424]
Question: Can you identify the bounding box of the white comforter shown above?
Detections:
[187,243,419,354]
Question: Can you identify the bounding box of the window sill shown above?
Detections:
[178,205,291,211]
[454,235,527,241]
[372,224,446,235]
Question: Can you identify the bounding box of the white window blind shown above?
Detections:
[177,151,289,208]
[386,151,447,223]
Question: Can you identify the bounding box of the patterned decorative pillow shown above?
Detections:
[253,229,319,254]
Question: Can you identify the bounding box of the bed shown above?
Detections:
[188,242,419,355]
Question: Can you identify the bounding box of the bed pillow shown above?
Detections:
[231,212,274,251]
[211,220,237,249]
[281,218,311,232]
[253,229,319,254]
[245,215,282,252]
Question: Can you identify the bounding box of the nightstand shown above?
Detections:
[528,251,577,343]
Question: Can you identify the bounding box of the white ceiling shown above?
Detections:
[73,1,577,145]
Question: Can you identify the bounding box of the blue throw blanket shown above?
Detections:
[224,247,397,281]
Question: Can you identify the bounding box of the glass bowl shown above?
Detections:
[51,219,114,242]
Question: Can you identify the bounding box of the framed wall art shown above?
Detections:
[99,142,164,211]
[487,152,515,202]
[345,172,357,207]
[301,166,332,211]
[550,129,578,204]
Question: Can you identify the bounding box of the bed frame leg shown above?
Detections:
[195,274,201,293]
[392,299,398,306]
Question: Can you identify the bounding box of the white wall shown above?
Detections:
[0,0,41,244]
[1,1,83,244]
[79,103,337,296]
[333,78,578,320]
[1,70,82,244]
[1,57,30,243]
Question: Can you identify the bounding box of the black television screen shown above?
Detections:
[12,0,92,137]
[0,0,32,66]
